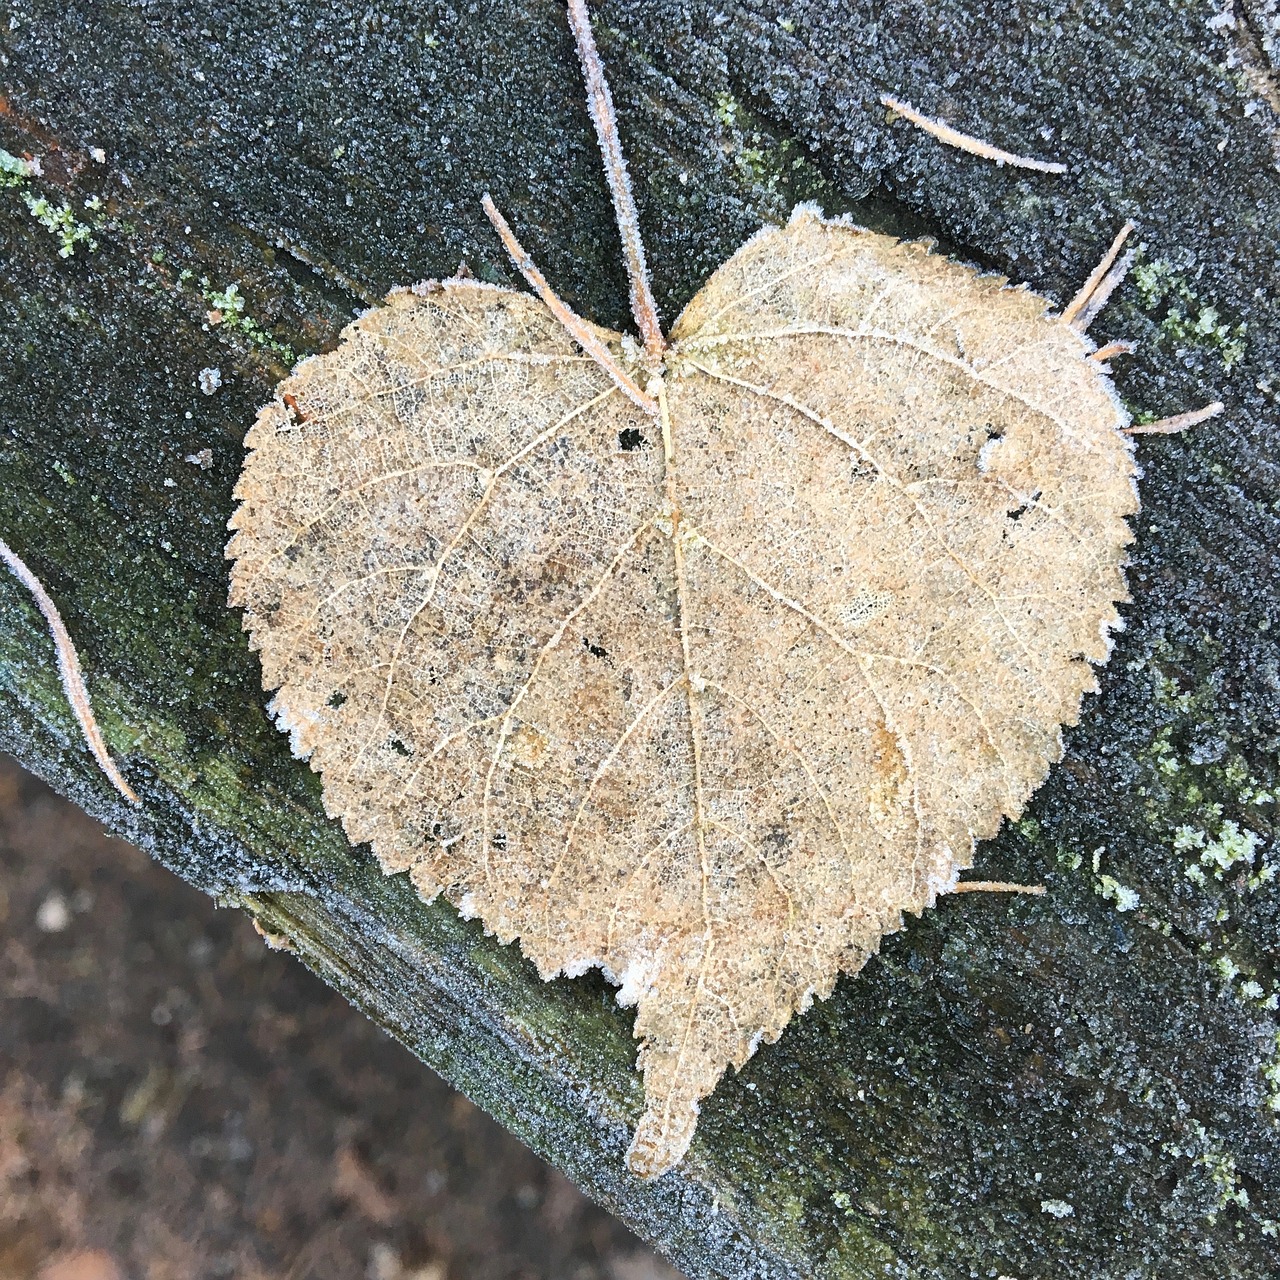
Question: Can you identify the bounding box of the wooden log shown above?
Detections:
[1,1,1277,1274]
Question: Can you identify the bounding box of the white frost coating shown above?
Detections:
[615,952,662,1008]
[457,892,480,920]
[268,694,322,761]
[1098,609,1125,661]
[976,436,1003,474]
[1040,1199,1075,1218]
[406,277,518,299]
[926,862,962,903]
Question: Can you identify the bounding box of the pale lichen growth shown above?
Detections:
[1264,1031,1280,1114]
[1131,254,1247,370]
[1163,1120,1277,1236]
[1175,818,1270,888]
[1096,873,1140,912]
[197,279,296,364]
[0,147,35,187]
[23,193,99,257]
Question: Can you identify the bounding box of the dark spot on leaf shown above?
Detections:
[618,427,647,451]
[1008,490,1041,522]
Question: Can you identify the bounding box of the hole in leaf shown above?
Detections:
[1007,490,1041,522]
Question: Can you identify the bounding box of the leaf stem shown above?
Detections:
[1124,401,1224,435]
[880,93,1068,174]
[566,0,666,361]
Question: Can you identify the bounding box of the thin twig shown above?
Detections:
[1124,400,1224,436]
[1089,340,1136,363]
[1062,221,1135,329]
[880,94,1068,174]
[566,0,666,361]
[1072,250,1135,333]
[0,536,139,804]
[482,194,658,416]
[950,880,1046,895]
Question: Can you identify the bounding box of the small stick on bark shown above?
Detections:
[1124,401,1224,436]
[0,537,139,804]
[1072,250,1136,333]
[1089,340,1136,363]
[566,0,666,361]
[879,94,1068,174]
[482,194,658,416]
[1063,221,1135,329]
[951,880,1047,895]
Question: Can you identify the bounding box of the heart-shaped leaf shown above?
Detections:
[228,204,1136,1177]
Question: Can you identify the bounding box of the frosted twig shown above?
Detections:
[951,880,1046,895]
[566,0,666,360]
[0,537,139,804]
[1073,251,1135,333]
[1089,340,1136,363]
[1063,221,1135,330]
[482,194,658,416]
[1124,400,1224,436]
[880,94,1068,174]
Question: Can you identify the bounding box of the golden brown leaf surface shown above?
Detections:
[227,207,1138,1178]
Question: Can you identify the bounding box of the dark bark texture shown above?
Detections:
[1,1,1278,1276]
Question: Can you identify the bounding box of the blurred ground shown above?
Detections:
[0,755,683,1280]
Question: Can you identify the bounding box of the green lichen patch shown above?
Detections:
[1176,819,1272,890]
[22,193,98,257]
[1264,1031,1280,1115]
[194,277,296,366]
[9,164,128,259]
[1131,639,1276,901]
[1163,1120,1278,1236]
[0,147,35,188]
[1097,873,1141,912]
[711,90,836,220]
[1131,252,1247,371]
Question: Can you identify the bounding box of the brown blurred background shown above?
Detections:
[0,755,683,1280]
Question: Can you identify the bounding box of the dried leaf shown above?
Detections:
[228,205,1137,1178]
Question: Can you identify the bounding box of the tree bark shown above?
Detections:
[2,1,1278,1275]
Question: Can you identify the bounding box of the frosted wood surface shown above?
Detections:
[3,0,1278,1273]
